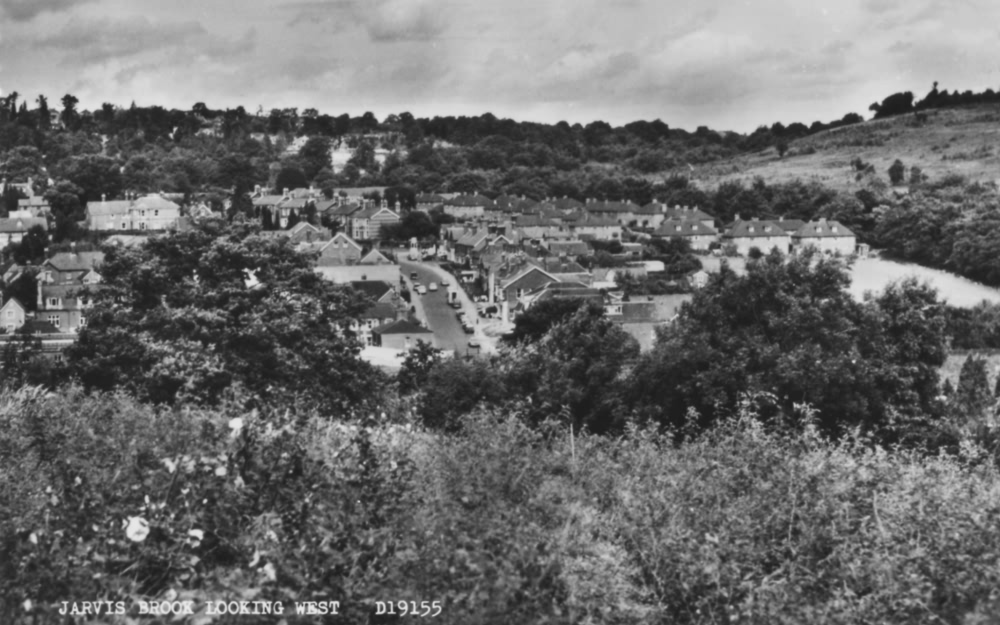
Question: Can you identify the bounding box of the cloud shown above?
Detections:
[0,0,94,21]
[281,0,445,42]
[36,17,255,66]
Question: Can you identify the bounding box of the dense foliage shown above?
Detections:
[4,388,1000,624]
[626,250,949,438]
[65,218,383,412]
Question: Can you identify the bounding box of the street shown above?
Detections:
[400,260,482,356]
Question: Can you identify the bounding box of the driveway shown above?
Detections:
[401,260,483,357]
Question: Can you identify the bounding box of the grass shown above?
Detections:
[658,104,1000,192]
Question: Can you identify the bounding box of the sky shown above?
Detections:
[1,0,998,133]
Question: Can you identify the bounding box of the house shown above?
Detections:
[345,281,404,346]
[583,199,641,224]
[513,216,561,240]
[0,297,27,333]
[654,219,718,250]
[545,240,592,258]
[570,214,622,240]
[281,222,331,244]
[415,194,445,212]
[0,216,47,248]
[498,263,562,309]
[305,232,364,266]
[722,218,791,256]
[349,203,400,240]
[37,250,104,333]
[371,319,436,350]
[454,228,491,261]
[87,193,181,231]
[791,219,857,255]
[443,193,493,220]
[16,196,50,217]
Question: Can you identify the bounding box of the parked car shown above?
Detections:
[410,272,418,280]
[429,282,438,291]
[449,300,462,309]
[468,339,480,348]
[417,285,427,295]
[440,279,449,287]
[462,324,474,334]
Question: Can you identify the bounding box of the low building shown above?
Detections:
[372,319,436,350]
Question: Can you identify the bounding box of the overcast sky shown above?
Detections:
[0,0,997,133]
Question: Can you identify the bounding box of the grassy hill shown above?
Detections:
[679,103,1000,192]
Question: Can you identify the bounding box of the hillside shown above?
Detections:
[682,103,1000,192]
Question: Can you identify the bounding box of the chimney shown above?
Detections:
[101,194,106,203]
[283,188,289,198]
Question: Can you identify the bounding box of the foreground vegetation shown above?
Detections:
[3,388,1000,624]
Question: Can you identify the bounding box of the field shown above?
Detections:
[671,104,1000,192]
[700,255,1000,308]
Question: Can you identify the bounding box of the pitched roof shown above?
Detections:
[515,216,557,228]
[132,194,180,211]
[655,219,717,236]
[574,215,620,228]
[321,232,363,252]
[445,193,494,208]
[45,251,105,272]
[372,319,433,335]
[0,217,47,232]
[416,194,445,204]
[252,195,288,207]
[359,249,394,265]
[361,302,399,320]
[792,219,855,238]
[585,200,641,214]
[547,240,592,256]
[0,297,25,311]
[350,280,394,302]
[87,200,132,216]
[774,219,806,233]
[501,264,560,290]
[725,219,789,239]
[21,319,60,334]
[530,257,588,274]
[456,230,489,248]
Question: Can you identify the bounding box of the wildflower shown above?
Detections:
[228,417,244,436]
[262,562,277,582]
[22,600,31,613]
[125,516,150,542]
[28,533,38,545]
[187,529,204,547]
[162,458,178,474]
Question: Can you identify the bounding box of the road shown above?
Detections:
[401,260,482,357]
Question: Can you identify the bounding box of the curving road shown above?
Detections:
[401,260,482,357]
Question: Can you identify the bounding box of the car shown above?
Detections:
[456,312,466,321]
[449,300,462,309]
[462,324,474,334]
[440,279,449,287]
[468,339,480,348]
[417,285,427,295]
[429,282,438,291]
[410,272,418,280]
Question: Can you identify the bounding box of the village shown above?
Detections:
[0,179,860,365]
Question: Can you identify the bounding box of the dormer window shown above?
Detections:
[764,226,772,233]
[748,226,755,233]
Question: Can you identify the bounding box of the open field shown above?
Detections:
[667,104,1000,192]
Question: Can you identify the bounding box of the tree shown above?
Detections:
[65,219,383,411]
[275,166,308,193]
[420,357,507,431]
[4,225,48,264]
[776,140,789,159]
[627,250,948,438]
[888,159,906,185]
[397,339,443,394]
[505,302,640,433]
[953,354,993,420]
[298,136,332,180]
[61,154,123,203]
[502,298,589,346]
[60,93,80,131]
[1,184,26,216]
[43,180,86,242]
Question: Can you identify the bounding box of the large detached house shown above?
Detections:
[87,193,181,231]
[37,250,103,333]
[792,219,857,255]
[350,204,401,240]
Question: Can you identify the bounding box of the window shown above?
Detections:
[154,209,159,217]
[121,221,127,230]
[79,315,86,327]
[47,297,60,307]
[47,315,60,328]
[140,222,147,230]
[5,310,12,318]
